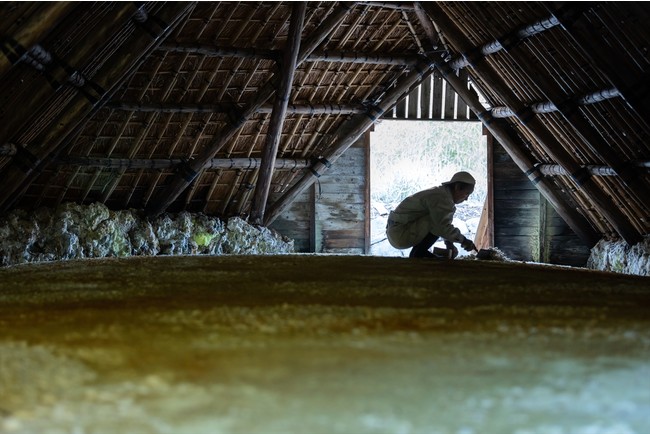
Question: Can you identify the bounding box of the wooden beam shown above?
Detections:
[486,129,495,248]
[414,3,600,248]
[308,51,418,66]
[490,88,620,118]
[250,2,306,225]
[158,43,277,60]
[105,101,366,115]
[537,163,650,177]
[0,3,196,211]
[56,156,310,170]
[422,2,641,245]
[145,3,355,217]
[264,60,435,226]
[160,43,419,66]
[356,2,415,10]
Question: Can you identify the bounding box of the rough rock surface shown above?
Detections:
[587,236,650,277]
[0,203,294,266]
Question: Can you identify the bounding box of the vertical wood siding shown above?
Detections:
[492,138,591,266]
[270,137,368,253]
[384,71,478,121]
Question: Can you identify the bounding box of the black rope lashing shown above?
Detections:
[0,36,26,65]
[12,145,40,173]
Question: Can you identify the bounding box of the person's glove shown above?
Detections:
[444,241,459,259]
[460,237,477,252]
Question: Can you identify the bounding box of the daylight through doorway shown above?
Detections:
[369,120,486,257]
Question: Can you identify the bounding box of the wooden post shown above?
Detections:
[485,128,494,248]
[538,193,548,263]
[363,129,372,254]
[309,183,322,253]
[250,2,306,225]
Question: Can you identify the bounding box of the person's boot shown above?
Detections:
[409,247,434,258]
[409,233,438,258]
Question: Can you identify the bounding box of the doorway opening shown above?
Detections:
[369,120,486,257]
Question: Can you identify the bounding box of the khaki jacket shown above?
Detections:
[386,185,464,249]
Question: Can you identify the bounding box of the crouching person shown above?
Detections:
[386,171,478,259]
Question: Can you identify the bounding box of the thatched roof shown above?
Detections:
[1,2,648,246]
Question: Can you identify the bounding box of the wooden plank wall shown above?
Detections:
[491,134,591,266]
[270,136,368,253]
[268,187,311,251]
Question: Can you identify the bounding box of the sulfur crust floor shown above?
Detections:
[0,255,649,434]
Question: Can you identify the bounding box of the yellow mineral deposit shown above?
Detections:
[1,255,649,433]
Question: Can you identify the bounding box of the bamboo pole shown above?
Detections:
[58,156,310,170]
[145,3,355,217]
[448,15,561,71]
[537,163,650,177]
[159,43,276,60]
[105,101,366,115]
[422,2,641,246]
[250,2,306,225]
[161,42,418,66]
[489,88,620,118]
[309,51,418,66]
[356,2,415,10]
[264,60,434,226]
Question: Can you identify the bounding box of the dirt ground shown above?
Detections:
[1,255,649,434]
